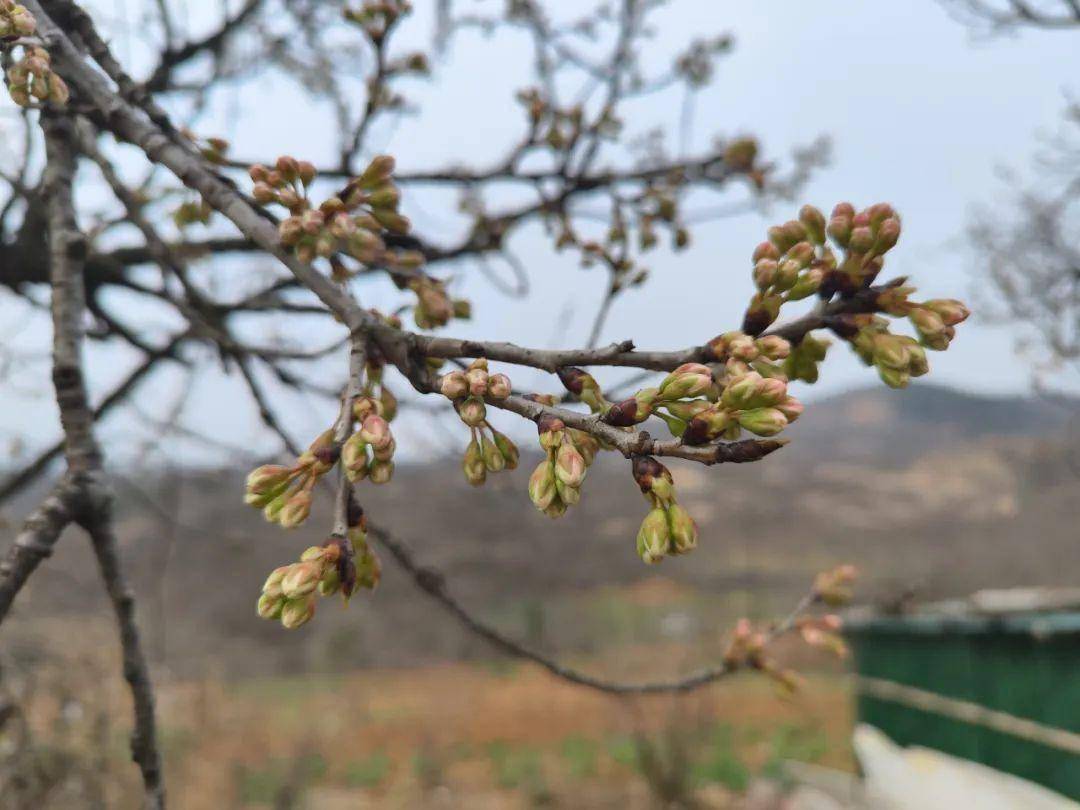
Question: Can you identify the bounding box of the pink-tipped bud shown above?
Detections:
[281,562,321,599]
[755,335,790,360]
[359,414,393,451]
[555,441,587,488]
[752,241,781,263]
[756,377,788,407]
[874,217,901,254]
[721,372,765,409]
[775,396,804,423]
[246,464,290,496]
[487,373,512,400]
[465,366,489,397]
[457,396,487,427]
[278,491,312,528]
[528,460,558,511]
[439,371,469,400]
[848,226,874,254]
[798,204,826,244]
[923,298,970,326]
[280,596,315,629]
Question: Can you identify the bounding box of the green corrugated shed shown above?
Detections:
[844,589,1080,799]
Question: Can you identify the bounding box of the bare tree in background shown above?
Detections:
[0,1,972,805]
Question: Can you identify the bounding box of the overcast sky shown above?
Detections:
[2,0,1078,466]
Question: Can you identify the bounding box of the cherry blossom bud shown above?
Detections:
[487,373,512,400]
[757,377,788,406]
[848,226,874,254]
[798,204,826,244]
[815,564,858,606]
[923,298,970,326]
[555,441,587,488]
[278,216,303,245]
[281,561,321,598]
[246,465,291,496]
[261,566,289,600]
[466,365,489,397]
[877,365,909,389]
[537,414,566,450]
[737,407,788,437]
[632,455,675,506]
[359,414,392,451]
[367,459,393,484]
[753,258,778,289]
[721,372,765,409]
[462,436,487,485]
[657,364,713,400]
[492,429,519,469]
[257,593,284,620]
[480,433,505,473]
[280,596,315,629]
[528,460,558,511]
[752,241,781,262]
[787,266,824,301]
[775,396,804,423]
[636,508,671,564]
[358,154,396,189]
[439,370,469,399]
[457,396,487,427]
[278,491,312,528]
[755,335,790,360]
[667,504,698,554]
[874,217,901,254]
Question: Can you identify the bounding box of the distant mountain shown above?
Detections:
[785,383,1078,466]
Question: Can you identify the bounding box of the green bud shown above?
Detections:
[492,429,519,469]
[737,407,788,437]
[280,596,315,629]
[281,562,321,599]
[480,433,505,473]
[257,593,284,621]
[636,508,671,564]
[667,504,698,555]
[528,460,558,511]
[555,441,587,488]
[368,459,394,484]
[278,490,312,528]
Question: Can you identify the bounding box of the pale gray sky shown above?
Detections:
[1,0,1077,466]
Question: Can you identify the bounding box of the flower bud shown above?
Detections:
[358,154,396,189]
[786,266,824,301]
[775,396,804,423]
[537,414,566,449]
[439,370,469,400]
[246,464,291,496]
[657,364,713,400]
[667,504,698,555]
[909,307,947,339]
[342,433,369,481]
[636,508,671,564]
[923,298,970,326]
[487,373,512,400]
[478,430,514,471]
[737,407,788,437]
[751,241,780,263]
[257,593,284,620]
[555,441,587,488]
[465,365,489,397]
[874,217,901,254]
[798,205,826,244]
[480,433,505,473]
[278,216,303,245]
[360,414,393,451]
[755,335,790,360]
[281,561,321,599]
[457,396,487,427]
[756,377,788,406]
[848,226,874,254]
[278,490,312,528]
[368,459,394,484]
[280,596,315,629]
[815,564,858,606]
[877,365,910,389]
[721,372,764,409]
[753,258,777,289]
[528,460,558,511]
[632,455,675,506]
[261,566,290,600]
[906,342,929,377]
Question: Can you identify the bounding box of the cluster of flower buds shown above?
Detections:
[0,1,34,38]
[604,363,716,428]
[344,0,412,42]
[244,430,342,529]
[842,313,930,389]
[257,509,380,629]
[528,413,599,518]
[722,618,801,696]
[813,564,858,606]
[706,330,792,383]
[782,333,830,384]
[796,614,848,660]
[5,44,69,108]
[438,360,518,485]
[252,154,422,268]
[631,455,698,563]
[342,362,399,484]
[410,275,468,330]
